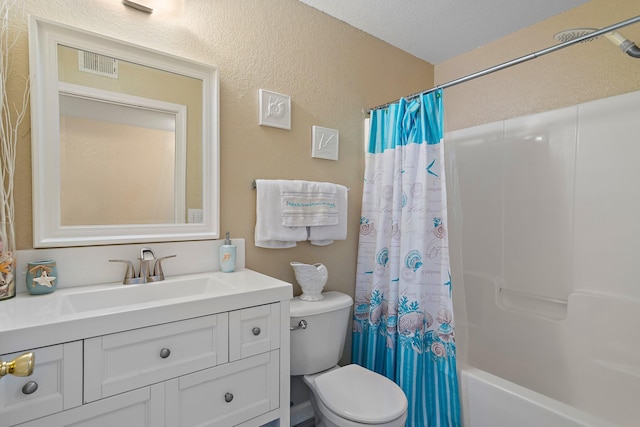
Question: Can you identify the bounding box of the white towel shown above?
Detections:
[309,184,348,246]
[255,180,308,248]
[281,181,339,227]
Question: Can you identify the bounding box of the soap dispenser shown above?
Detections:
[219,232,236,273]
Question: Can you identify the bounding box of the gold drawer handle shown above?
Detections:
[22,381,39,395]
[0,352,35,381]
[159,348,171,359]
[252,327,261,336]
[224,392,234,403]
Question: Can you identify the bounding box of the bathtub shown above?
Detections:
[459,367,617,427]
[455,272,640,427]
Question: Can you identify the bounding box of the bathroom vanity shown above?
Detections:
[6,14,293,427]
[0,269,292,427]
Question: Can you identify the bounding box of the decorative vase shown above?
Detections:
[290,262,328,302]
[26,260,58,295]
[0,250,15,301]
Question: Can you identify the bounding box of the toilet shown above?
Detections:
[290,291,408,427]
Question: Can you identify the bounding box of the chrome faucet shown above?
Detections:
[109,247,176,284]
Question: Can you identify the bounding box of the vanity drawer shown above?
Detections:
[14,383,165,427]
[229,303,280,361]
[0,342,82,427]
[84,313,228,403]
[166,349,279,427]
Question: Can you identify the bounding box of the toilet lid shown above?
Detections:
[314,364,408,424]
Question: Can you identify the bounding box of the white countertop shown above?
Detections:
[0,268,292,354]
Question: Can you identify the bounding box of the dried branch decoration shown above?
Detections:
[0,0,29,299]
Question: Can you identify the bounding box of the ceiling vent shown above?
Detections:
[78,50,119,79]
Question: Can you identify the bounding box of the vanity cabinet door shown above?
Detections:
[84,313,228,402]
[15,383,165,427]
[0,342,82,427]
[229,303,280,361]
[165,349,280,427]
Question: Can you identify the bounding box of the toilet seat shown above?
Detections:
[312,364,408,424]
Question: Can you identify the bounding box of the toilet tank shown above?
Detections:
[290,291,353,376]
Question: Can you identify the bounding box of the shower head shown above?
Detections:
[553,28,640,58]
[553,28,599,43]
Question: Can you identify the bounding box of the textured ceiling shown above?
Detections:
[298,0,590,64]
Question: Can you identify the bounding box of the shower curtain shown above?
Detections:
[352,91,460,427]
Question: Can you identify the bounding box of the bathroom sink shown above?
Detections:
[59,276,237,314]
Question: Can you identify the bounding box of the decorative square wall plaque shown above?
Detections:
[259,89,291,130]
[312,126,339,161]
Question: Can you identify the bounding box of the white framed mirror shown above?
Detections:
[29,16,219,247]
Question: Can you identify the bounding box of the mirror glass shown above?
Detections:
[29,17,219,247]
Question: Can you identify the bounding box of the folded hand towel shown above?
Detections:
[281,181,339,227]
[309,184,348,246]
[255,179,308,248]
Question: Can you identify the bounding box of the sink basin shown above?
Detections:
[59,276,237,314]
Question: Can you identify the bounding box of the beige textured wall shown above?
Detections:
[14,0,637,297]
[436,0,640,131]
[60,118,175,225]
[8,0,433,298]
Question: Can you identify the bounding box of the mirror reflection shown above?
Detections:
[57,45,203,226]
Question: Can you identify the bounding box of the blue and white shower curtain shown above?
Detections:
[352,91,460,427]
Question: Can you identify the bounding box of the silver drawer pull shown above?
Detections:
[159,348,171,359]
[252,327,261,336]
[22,381,39,395]
[224,392,234,403]
[290,319,307,331]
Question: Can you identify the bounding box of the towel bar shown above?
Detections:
[250,179,349,191]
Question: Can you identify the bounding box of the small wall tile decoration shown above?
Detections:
[312,126,339,161]
[259,89,291,130]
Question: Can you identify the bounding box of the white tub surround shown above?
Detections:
[447,89,640,427]
[0,267,292,427]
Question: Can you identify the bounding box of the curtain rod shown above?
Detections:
[367,15,640,113]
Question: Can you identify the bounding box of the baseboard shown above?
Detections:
[290,400,314,426]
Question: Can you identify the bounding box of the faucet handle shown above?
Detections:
[109,259,136,284]
[153,255,177,280]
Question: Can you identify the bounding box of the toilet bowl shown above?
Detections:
[290,291,408,427]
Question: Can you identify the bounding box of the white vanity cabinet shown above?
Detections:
[4,302,287,427]
[0,342,82,427]
[165,303,282,426]
[0,269,292,427]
